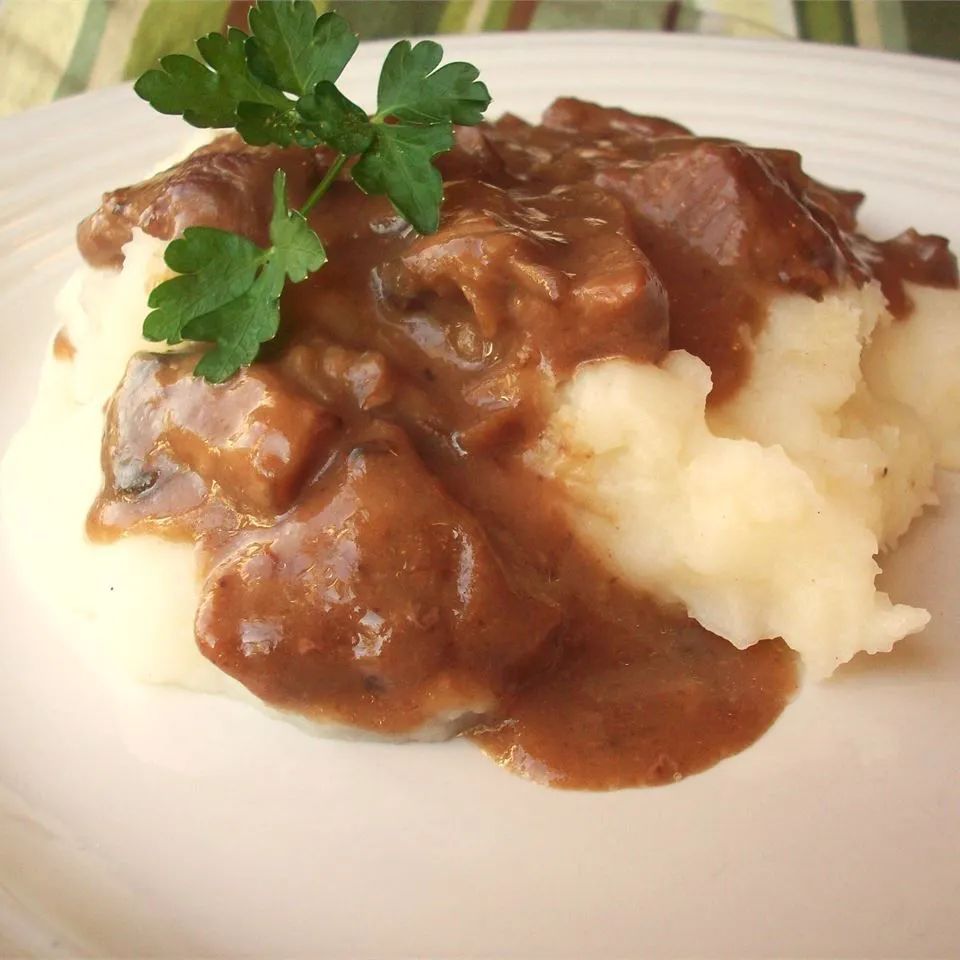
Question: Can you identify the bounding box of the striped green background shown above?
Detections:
[1,0,958,117]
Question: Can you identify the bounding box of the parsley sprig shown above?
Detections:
[134,0,491,381]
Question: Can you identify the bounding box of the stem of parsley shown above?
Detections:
[300,153,348,217]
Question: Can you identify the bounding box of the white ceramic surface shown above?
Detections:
[1,33,959,959]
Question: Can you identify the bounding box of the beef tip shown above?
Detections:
[435,125,507,182]
[281,341,396,411]
[542,96,692,139]
[592,139,863,297]
[195,424,560,733]
[377,180,668,374]
[762,147,864,233]
[485,101,865,300]
[76,135,327,268]
[91,353,337,536]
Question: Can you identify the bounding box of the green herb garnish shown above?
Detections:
[134,0,491,382]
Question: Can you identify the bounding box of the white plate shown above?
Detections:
[1,33,959,959]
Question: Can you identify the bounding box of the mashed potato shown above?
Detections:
[1,233,225,693]
[3,220,959,710]
[532,278,960,677]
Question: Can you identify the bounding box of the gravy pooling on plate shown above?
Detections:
[75,99,956,789]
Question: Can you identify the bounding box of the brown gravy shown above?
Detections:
[77,99,956,789]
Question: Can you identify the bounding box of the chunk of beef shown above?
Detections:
[377,180,668,374]
[542,96,692,139]
[435,125,507,182]
[278,339,397,412]
[77,135,327,268]
[91,354,337,538]
[487,101,866,298]
[195,425,560,733]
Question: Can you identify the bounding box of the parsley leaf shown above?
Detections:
[263,169,327,288]
[351,38,491,231]
[297,81,373,156]
[143,230,266,344]
[134,1,492,380]
[352,124,454,234]
[247,3,358,96]
[186,281,280,383]
[134,28,289,129]
[143,172,324,382]
[235,101,304,147]
[375,39,491,125]
[188,170,325,382]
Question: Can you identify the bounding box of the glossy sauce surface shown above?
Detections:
[78,100,956,789]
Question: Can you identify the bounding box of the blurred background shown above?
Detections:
[0,0,957,117]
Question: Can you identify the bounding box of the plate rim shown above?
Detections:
[1,28,959,959]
